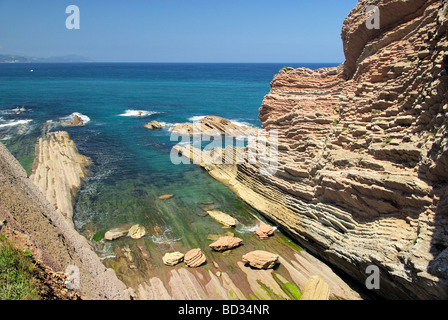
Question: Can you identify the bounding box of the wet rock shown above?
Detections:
[104,224,131,241]
[209,236,243,252]
[162,252,185,266]
[207,210,237,228]
[242,250,279,270]
[159,194,174,200]
[144,121,164,130]
[255,225,275,240]
[207,232,234,241]
[301,276,330,300]
[184,248,206,268]
[129,224,146,240]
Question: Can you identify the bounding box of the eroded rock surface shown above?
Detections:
[30,131,91,221]
[209,236,243,252]
[242,250,280,270]
[175,0,448,299]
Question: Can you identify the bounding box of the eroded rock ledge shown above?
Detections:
[30,131,91,221]
[177,0,448,299]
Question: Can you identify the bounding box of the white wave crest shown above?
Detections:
[61,112,91,125]
[188,115,206,122]
[119,109,160,117]
[0,119,33,128]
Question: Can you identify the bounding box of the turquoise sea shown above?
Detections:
[0,63,340,298]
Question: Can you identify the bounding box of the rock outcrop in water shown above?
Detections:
[30,131,91,222]
[176,0,448,299]
[172,115,258,137]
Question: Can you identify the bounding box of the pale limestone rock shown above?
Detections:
[209,236,243,252]
[104,225,131,241]
[301,276,330,300]
[184,248,206,268]
[255,225,275,240]
[30,131,91,221]
[129,224,146,240]
[242,250,279,270]
[162,252,185,266]
[207,210,237,227]
[144,121,164,130]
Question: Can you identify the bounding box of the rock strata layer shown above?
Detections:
[172,115,258,137]
[176,0,448,299]
[162,252,185,266]
[242,251,279,270]
[209,236,243,252]
[30,131,91,222]
[184,248,207,268]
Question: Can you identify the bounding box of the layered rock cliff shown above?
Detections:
[177,0,448,299]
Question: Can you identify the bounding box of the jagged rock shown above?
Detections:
[184,249,206,268]
[255,225,275,240]
[162,252,185,266]
[241,250,279,270]
[301,276,330,300]
[104,225,131,241]
[207,210,237,227]
[144,121,164,130]
[128,224,146,240]
[209,236,243,252]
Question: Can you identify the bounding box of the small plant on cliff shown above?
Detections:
[0,234,39,300]
[381,137,392,148]
[333,118,340,126]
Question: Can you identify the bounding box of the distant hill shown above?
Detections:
[0,54,94,63]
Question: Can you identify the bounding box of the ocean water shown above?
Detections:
[0,63,338,296]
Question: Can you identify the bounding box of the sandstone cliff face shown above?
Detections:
[179,0,448,299]
[30,131,91,221]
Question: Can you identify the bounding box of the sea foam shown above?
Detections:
[119,109,160,117]
[0,119,33,128]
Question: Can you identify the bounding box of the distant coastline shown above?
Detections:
[0,54,94,63]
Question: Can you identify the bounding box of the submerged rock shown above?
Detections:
[104,224,131,241]
[144,121,164,130]
[255,225,275,240]
[129,224,146,240]
[184,248,206,268]
[207,210,237,228]
[242,250,279,270]
[209,236,243,252]
[162,252,185,266]
[159,194,174,200]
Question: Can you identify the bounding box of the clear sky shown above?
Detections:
[0,0,358,63]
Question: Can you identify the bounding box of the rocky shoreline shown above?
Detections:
[0,141,131,300]
[176,0,448,300]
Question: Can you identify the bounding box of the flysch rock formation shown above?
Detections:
[0,142,130,300]
[172,115,258,137]
[175,0,448,299]
[30,131,91,222]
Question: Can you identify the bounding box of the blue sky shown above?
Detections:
[0,0,358,63]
